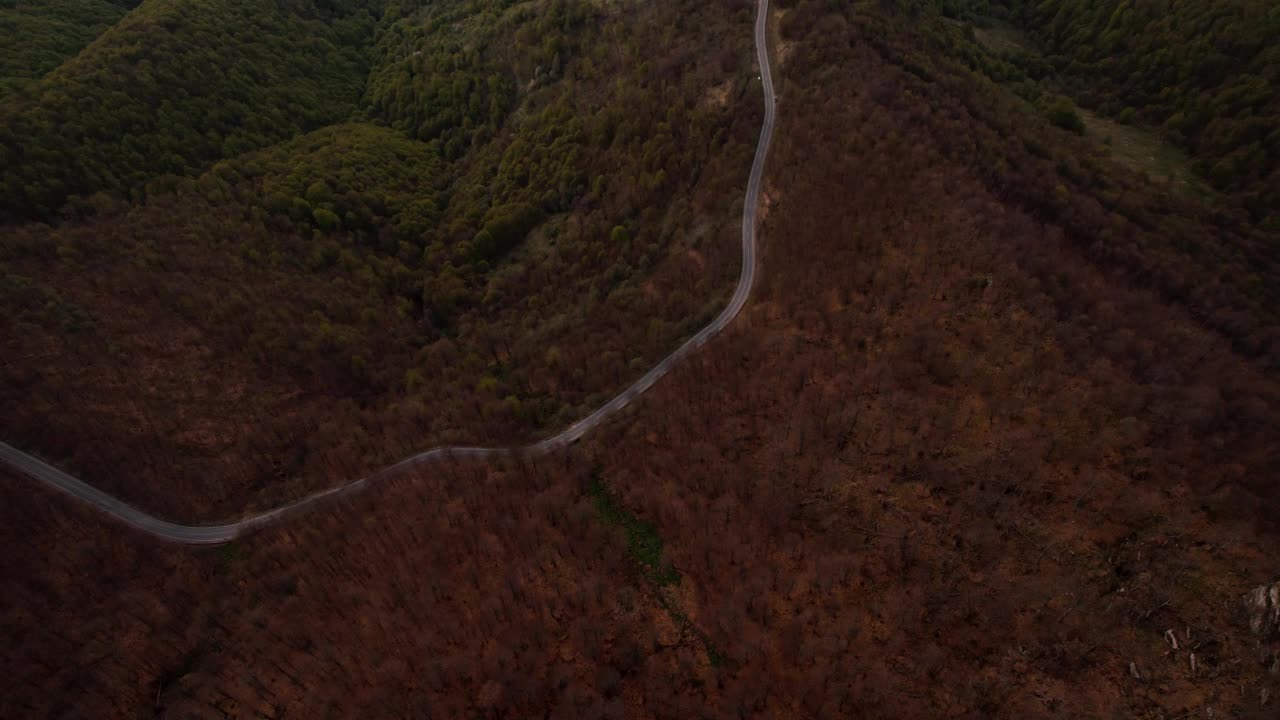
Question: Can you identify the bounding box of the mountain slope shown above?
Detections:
[0,0,761,520]
[0,0,377,221]
[3,1,1279,716]
[0,0,137,98]
[934,0,1280,228]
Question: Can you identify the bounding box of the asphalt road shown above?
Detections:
[0,0,778,545]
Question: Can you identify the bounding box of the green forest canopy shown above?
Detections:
[0,0,137,98]
[0,0,377,221]
[931,0,1279,227]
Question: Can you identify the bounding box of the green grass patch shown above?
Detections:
[971,22,1033,55]
[1078,109,1213,199]
[590,478,681,588]
[217,540,243,568]
[706,641,726,667]
[588,473,734,670]
[955,15,1213,201]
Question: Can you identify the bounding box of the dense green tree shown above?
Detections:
[1043,95,1083,134]
[0,0,137,98]
[0,0,380,221]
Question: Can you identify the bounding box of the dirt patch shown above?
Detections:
[758,180,781,223]
[686,249,705,270]
[772,8,794,66]
[702,79,732,110]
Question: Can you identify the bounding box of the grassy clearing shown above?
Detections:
[971,22,1033,55]
[960,16,1211,200]
[1078,109,1213,198]
[590,478,681,587]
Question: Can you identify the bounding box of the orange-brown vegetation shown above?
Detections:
[2,0,1278,717]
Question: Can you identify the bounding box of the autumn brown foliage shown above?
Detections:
[3,0,1279,718]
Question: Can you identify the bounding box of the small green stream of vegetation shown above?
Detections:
[590,473,725,668]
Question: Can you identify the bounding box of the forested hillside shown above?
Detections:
[930,0,1279,228]
[0,0,376,221]
[0,0,760,519]
[4,0,1279,716]
[0,0,137,98]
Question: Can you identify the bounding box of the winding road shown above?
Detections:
[0,0,778,544]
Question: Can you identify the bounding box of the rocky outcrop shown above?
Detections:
[1245,582,1280,639]
[1244,581,1280,675]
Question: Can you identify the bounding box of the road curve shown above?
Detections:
[0,0,778,545]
